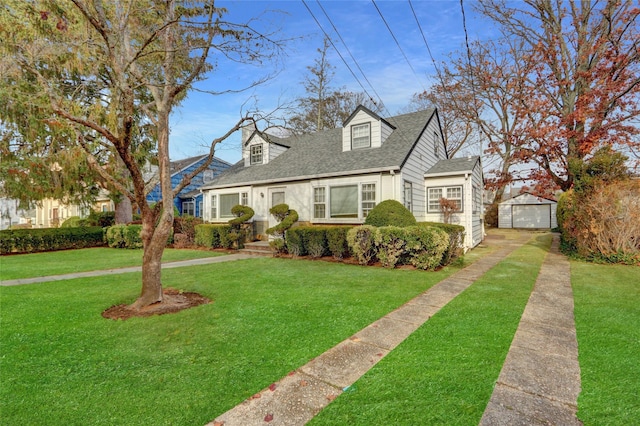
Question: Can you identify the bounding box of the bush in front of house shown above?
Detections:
[266,204,298,254]
[346,225,450,270]
[405,225,449,270]
[364,199,417,228]
[326,226,352,260]
[0,226,105,254]
[419,222,465,265]
[374,226,408,268]
[285,226,353,259]
[347,225,378,265]
[227,205,255,249]
[105,224,142,248]
[194,224,233,249]
[86,211,116,227]
[174,216,203,247]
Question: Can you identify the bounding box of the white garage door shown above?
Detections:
[512,205,551,228]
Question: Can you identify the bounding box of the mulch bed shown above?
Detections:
[102,288,211,320]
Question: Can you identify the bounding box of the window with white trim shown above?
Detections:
[313,187,326,219]
[198,201,203,218]
[182,201,195,217]
[361,183,376,217]
[220,193,240,218]
[210,194,217,219]
[427,186,463,213]
[250,144,263,165]
[403,181,413,212]
[351,123,371,149]
[241,192,248,206]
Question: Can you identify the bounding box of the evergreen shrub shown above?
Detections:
[347,225,378,265]
[364,200,417,227]
[419,222,465,265]
[0,227,104,254]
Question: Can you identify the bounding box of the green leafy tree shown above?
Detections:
[0,1,282,310]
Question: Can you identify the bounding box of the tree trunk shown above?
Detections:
[130,109,174,310]
[114,197,133,224]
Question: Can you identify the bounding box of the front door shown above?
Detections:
[267,188,286,231]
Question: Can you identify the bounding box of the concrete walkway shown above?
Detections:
[0,253,256,286]
[480,234,582,425]
[207,231,542,426]
[1,231,581,425]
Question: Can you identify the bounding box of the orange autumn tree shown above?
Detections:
[478,0,640,192]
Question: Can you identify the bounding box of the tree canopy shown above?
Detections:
[0,0,283,309]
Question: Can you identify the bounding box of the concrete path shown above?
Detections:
[480,234,582,425]
[207,232,535,426]
[0,253,256,286]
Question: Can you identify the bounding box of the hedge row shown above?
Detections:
[194,224,235,249]
[419,222,465,265]
[285,226,353,259]
[0,227,105,254]
[104,225,175,249]
[283,223,461,270]
[347,225,450,270]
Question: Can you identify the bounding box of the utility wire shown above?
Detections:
[460,0,484,158]
[408,0,445,91]
[301,0,383,109]
[372,0,426,92]
[315,0,382,107]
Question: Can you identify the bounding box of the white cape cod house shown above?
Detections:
[200,106,484,250]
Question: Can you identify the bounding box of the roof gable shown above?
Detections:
[202,108,437,189]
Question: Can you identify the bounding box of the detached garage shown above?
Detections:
[498,193,558,229]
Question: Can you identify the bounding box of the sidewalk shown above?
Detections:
[0,253,256,286]
[480,234,581,425]
[207,231,540,426]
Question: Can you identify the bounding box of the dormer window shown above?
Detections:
[250,144,263,165]
[351,123,371,149]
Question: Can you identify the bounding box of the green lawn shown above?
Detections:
[572,261,640,424]
[310,233,550,425]
[0,247,224,280]
[0,257,462,426]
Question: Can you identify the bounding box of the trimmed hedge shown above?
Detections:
[346,225,451,270]
[194,224,233,249]
[284,226,354,259]
[105,225,143,249]
[0,227,105,254]
[419,222,465,265]
[364,199,417,227]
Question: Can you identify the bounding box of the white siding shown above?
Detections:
[470,161,484,247]
[423,161,484,250]
[398,114,441,221]
[342,110,383,151]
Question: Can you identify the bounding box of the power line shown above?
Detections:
[315,1,382,107]
[460,0,484,158]
[371,0,426,93]
[408,0,445,92]
[301,0,383,109]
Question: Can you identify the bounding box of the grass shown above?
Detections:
[572,261,640,424]
[0,247,224,280]
[310,233,551,425]
[0,257,461,426]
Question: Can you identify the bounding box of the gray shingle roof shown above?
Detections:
[425,156,480,176]
[203,108,436,189]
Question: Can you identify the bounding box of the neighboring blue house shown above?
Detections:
[147,155,232,217]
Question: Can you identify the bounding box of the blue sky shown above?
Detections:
[169,0,498,164]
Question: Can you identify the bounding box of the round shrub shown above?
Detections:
[60,216,83,228]
[364,200,416,228]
